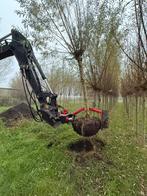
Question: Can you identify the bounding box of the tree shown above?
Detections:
[85,2,121,107]
[16,0,98,112]
[0,59,12,83]
[10,73,26,101]
[47,65,81,97]
[115,0,147,79]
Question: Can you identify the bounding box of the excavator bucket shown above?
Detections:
[71,108,109,137]
[72,117,101,137]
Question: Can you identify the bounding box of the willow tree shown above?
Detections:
[47,65,81,99]
[16,0,97,110]
[120,0,147,141]
[85,2,121,108]
[115,0,147,82]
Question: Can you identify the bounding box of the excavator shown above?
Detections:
[0,29,108,137]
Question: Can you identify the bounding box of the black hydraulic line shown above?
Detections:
[21,70,42,122]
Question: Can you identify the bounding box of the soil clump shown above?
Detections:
[72,117,101,136]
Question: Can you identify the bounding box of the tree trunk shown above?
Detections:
[93,90,96,107]
[97,92,101,108]
[142,94,145,145]
[77,59,88,113]
[135,95,138,136]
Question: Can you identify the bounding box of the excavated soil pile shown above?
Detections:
[72,117,101,137]
[0,103,35,126]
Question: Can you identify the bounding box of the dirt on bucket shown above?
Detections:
[72,117,101,137]
[0,103,35,126]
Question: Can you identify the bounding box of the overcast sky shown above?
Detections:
[0,0,22,87]
[0,0,22,36]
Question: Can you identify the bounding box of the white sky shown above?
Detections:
[0,0,22,87]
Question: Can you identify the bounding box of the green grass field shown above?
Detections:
[0,103,147,196]
[0,106,9,113]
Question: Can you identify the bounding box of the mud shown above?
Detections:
[68,138,105,153]
[72,117,101,137]
[67,138,112,165]
[69,139,93,152]
[0,103,35,126]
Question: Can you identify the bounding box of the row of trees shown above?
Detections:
[121,0,147,144]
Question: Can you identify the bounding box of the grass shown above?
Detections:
[0,103,147,196]
[0,106,9,113]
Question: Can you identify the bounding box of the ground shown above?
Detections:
[0,103,147,196]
